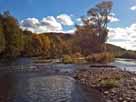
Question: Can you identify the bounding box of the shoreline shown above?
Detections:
[74,67,136,102]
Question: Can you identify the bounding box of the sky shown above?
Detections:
[0,0,136,50]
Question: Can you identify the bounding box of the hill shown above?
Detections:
[106,44,136,59]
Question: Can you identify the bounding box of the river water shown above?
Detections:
[0,58,135,102]
[112,58,136,72]
[0,58,104,102]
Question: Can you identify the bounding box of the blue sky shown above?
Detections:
[0,0,135,27]
[0,0,136,50]
[0,0,98,20]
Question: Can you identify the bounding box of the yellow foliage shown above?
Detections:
[86,52,114,63]
[62,55,73,64]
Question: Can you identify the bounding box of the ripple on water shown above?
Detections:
[8,75,76,102]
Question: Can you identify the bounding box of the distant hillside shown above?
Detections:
[106,44,136,59]
[106,44,126,56]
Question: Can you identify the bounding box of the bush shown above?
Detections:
[86,52,114,63]
[71,52,87,64]
[62,55,73,64]
[99,79,119,89]
[62,53,87,64]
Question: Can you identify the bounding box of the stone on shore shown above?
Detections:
[75,67,136,102]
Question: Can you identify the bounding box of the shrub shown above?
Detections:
[62,55,73,64]
[71,52,87,64]
[99,79,119,89]
[86,52,114,63]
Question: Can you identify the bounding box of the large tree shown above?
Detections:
[87,1,112,43]
[75,1,112,54]
[88,1,112,31]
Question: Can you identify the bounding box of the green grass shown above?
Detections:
[99,79,119,89]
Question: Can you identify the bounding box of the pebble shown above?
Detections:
[75,68,136,102]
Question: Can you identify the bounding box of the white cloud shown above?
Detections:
[107,23,136,50]
[41,16,62,31]
[57,14,74,26]
[108,13,120,22]
[20,14,75,34]
[130,5,136,11]
[20,18,40,28]
[108,16,120,22]
[20,17,63,33]
[20,14,74,33]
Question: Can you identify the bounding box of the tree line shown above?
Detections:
[0,1,113,59]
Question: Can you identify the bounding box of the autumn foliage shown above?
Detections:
[0,1,116,63]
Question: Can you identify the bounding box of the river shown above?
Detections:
[0,58,135,102]
[0,58,104,102]
[112,58,136,72]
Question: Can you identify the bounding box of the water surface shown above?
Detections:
[112,58,136,72]
[0,58,104,102]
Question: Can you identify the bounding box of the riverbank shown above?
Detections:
[75,67,136,102]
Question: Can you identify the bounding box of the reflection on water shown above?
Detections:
[5,74,103,102]
[0,58,32,66]
[8,75,75,102]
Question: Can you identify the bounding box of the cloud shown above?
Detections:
[41,16,62,31]
[130,5,136,11]
[20,14,75,34]
[20,17,63,33]
[20,18,40,28]
[108,13,120,22]
[107,23,136,50]
[57,14,74,26]
[108,16,120,22]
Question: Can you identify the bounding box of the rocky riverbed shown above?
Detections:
[75,67,136,102]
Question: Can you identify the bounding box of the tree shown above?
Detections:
[40,35,51,57]
[0,17,5,53]
[31,34,43,56]
[22,30,33,56]
[87,1,112,31]
[87,1,112,44]
[75,1,112,54]
[1,11,24,57]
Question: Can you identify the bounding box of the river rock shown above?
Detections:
[75,68,136,102]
